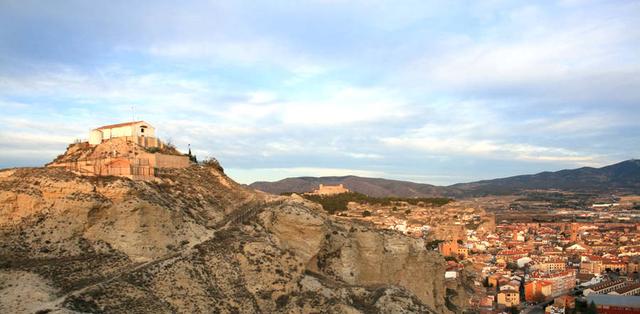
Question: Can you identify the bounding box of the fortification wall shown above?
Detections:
[47,157,155,179]
[47,136,187,180]
[152,153,190,168]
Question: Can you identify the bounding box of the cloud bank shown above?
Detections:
[0,0,639,185]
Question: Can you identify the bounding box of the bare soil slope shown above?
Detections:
[0,164,457,313]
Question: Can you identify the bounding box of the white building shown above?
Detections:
[89,121,156,145]
[445,271,458,279]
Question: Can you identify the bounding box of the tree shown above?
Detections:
[444,256,458,262]
[532,292,546,303]
[587,301,597,314]
[201,157,223,172]
[187,144,197,163]
[426,240,444,251]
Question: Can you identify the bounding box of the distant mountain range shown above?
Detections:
[249,159,640,197]
[250,176,450,198]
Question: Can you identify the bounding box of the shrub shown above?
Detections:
[426,239,444,250]
[201,157,224,172]
[276,294,289,308]
[301,192,451,214]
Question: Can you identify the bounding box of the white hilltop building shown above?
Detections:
[47,121,190,179]
[89,121,159,147]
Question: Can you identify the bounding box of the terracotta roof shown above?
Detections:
[586,294,640,307]
[95,121,147,130]
[615,282,640,294]
[586,279,625,291]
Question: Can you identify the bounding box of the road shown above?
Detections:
[521,300,552,314]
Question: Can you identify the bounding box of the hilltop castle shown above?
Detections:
[307,184,350,196]
[47,121,190,179]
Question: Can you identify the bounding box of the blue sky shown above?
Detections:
[1,0,639,185]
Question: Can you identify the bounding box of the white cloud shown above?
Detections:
[523,112,626,135]
[214,86,409,127]
[1,1,638,181]
[378,99,606,166]
[146,38,329,80]
[381,135,600,166]
[404,2,640,102]
[0,131,71,147]
[278,86,408,126]
[247,91,278,104]
[345,152,383,159]
[0,100,30,110]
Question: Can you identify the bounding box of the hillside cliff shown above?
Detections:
[0,164,456,313]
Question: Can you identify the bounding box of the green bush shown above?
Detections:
[299,192,451,214]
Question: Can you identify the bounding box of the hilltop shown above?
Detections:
[250,160,640,197]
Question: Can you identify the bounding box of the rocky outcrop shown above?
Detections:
[257,196,449,312]
[0,165,451,313]
[258,195,328,265]
[314,226,449,313]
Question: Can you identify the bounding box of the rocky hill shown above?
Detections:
[250,160,640,197]
[0,163,462,313]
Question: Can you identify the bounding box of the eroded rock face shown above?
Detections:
[258,198,328,265]
[0,167,257,262]
[0,166,450,313]
[312,227,449,313]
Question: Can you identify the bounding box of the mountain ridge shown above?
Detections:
[249,159,640,197]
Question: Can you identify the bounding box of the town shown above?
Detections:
[313,184,640,314]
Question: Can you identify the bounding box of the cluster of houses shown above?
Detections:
[436,219,640,313]
[265,174,640,313]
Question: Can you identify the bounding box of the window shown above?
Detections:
[140,128,145,133]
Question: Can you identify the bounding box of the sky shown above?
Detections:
[0,0,639,185]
